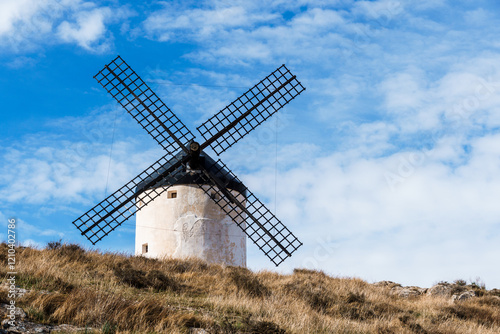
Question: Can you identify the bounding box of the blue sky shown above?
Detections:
[2,0,500,288]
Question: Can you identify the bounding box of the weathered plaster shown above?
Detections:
[135,184,246,267]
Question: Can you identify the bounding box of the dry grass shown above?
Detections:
[1,243,500,333]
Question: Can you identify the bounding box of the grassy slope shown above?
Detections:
[1,243,500,334]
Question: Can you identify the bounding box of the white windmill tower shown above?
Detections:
[135,153,247,266]
[72,56,305,267]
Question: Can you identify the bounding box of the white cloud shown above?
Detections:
[142,4,358,66]
[352,0,404,20]
[292,7,344,27]
[245,131,500,287]
[5,56,37,68]
[378,56,500,134]
[21,239,43,248]
[0,109,164,207]
[0,213,63,246]
[0,0,131,53]
[410,0,447,11]
[57,7,111,51]
[379,69,427,113]
[0,0,53,35]
[143,3,279,42]
[0,0,59,51]
[464,8,491,26]
[193,10,351,66]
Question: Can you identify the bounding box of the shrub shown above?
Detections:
[399,314,427,334]
[32,293,68,319]
[293,268,327,277]
[306,291,335,314]
[0,242,8,263]
[50,243,87,262]
[163,258,210,274]
[114,263,180,292]
[113,264,148,289]
[284,281,335,313]
[145,269,179,292]
[477,296,500,307]
[227,267,270,298]
[470,277,486,290]
[51,277,75,293]
[345,291,366,304]
[247,320,286,334]
[26,307,46,322]
[0,289,8,304]
[445,304,499,326]
[47,240,62,250]
[489,289,500,297]
[208,315,286,334]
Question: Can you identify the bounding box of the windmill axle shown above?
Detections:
[188,141,201,169]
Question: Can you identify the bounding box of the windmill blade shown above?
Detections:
[196,159,302,266]
[73,153,189,244]
[94,55,194,155]
[198,65,305,155]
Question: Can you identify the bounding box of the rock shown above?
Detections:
[427,283,478,301]
[190,329,208,334]
[52,324,89,332]
[374,281,429,298]
[397,288,419,298]
[1,319,10,329]
[427,283,453,297]
[452,290,475,302]
[374,281,402,288]
[393,286,425,298]
[0,302,87,333]
[0,303,27,321]
[490,288,500,297]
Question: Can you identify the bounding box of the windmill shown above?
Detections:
[72,56,305,266]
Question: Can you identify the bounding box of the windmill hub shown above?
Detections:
[189,141,200,152]
[73,56,305,267]
[188,141,201,170]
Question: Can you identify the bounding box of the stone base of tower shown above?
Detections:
[135,184,246,267]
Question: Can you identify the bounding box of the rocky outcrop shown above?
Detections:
[0,318,86,333]
[375,281,484,302]
[451,290,475,302]
[426,282,454,297]
[0,286,87,334]
[393,286,427,298]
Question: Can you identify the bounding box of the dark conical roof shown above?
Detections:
[135,151,246,195]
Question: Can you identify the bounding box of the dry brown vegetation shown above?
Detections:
[1,242,500,333]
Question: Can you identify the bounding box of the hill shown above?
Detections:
[1,243,499,333]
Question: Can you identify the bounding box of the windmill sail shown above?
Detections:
[94,56,194,154]
[73,153,187,244]
[198,65,305,155]
[197,159,302,266]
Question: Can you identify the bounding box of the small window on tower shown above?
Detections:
[142,243,148,254]
[167,190,177,199]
